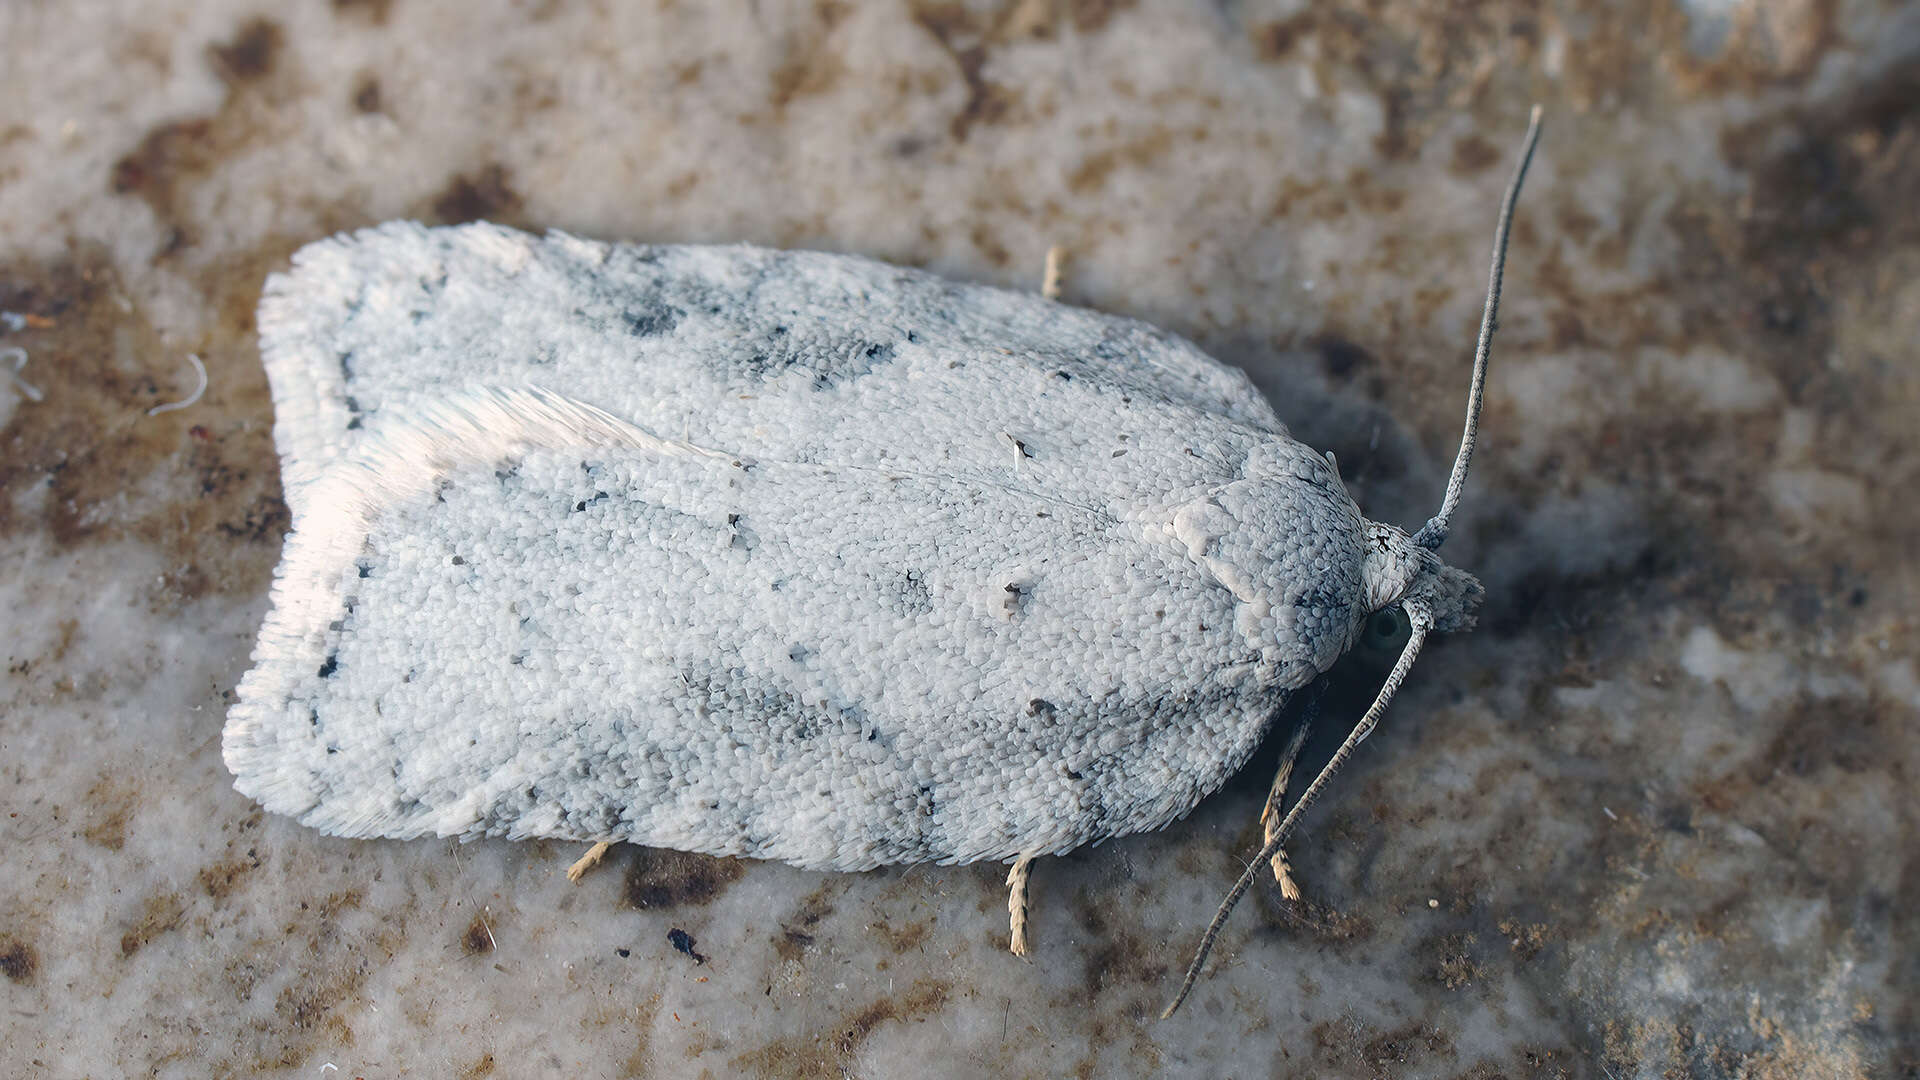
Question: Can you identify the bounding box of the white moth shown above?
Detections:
[226,111,1542,1017]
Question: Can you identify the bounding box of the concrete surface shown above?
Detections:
[2,1,1916,1076]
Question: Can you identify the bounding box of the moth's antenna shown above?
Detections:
[1161,609,1434,1019]
[1411,105,1543,552]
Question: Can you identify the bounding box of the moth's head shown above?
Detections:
[1360,520,1483,640]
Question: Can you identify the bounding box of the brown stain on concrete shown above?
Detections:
[0,247,288,606]
[111,18,295,254]
[772,882,837,963]
[909,3,1026,141]
[461,912,496,955]
[768,2,851,110]
[1419,929,1486,990]
[620,847,748,910]
[218,886,389,1073]
[731,978,951,1080]
[1449,132,1500,176]
[119,890,187,957]
[198,852,261,901]
[1250,0,1839,160]
[331,0,396,27]
[81,774,141,851]
[0,934,38,983]
[207,18,284,86]
[875,916,930,954]
[427,165,525,225]
[1066,129,1175,194]
[351,74,382,114]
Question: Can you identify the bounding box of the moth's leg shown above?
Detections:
[1041,246,1065,302]
[1007,856,1036,957]
[565,841,613,883]
[1260,722,1313,901]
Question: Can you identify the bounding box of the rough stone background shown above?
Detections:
[2,1,1916,1077]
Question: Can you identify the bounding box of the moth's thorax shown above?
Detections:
[1166,438,1373,687]
[1361,520,1484,633]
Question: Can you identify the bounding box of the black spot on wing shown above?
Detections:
[623,301,681,337]
[1001,580,1031,616]
[564,251,685,338]
[337,352,366,429]
[728,513,759,553]
[725,335,902,391]
[896,570,934,616]
[736,350,792,380]
[684,664,880,750]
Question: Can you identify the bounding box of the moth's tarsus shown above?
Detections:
[1007,855,1036,957]
[1161,105,1545,1021]
[565,840,613,882]
[1412,104,1545,553]
[1258,717,1314,896]
[1041,245,1066,302]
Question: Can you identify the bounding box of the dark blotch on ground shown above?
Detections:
[461,913,495,955]
[208,18,283,86]
[621,847,747,910]
[0,936,38,983]
[667,927,708,964]
[430,165,524,225]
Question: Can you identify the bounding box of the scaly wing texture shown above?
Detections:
[233,228,1369,870]
[226,388,1297,870]
[255,222,1284,526]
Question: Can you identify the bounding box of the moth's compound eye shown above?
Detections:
[1362,606,1412,656]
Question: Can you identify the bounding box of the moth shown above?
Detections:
[226,110,1542,1017]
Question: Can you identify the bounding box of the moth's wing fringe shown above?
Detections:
[258,221,424,515]
[258,222,600,520]
[223,385,704,832]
